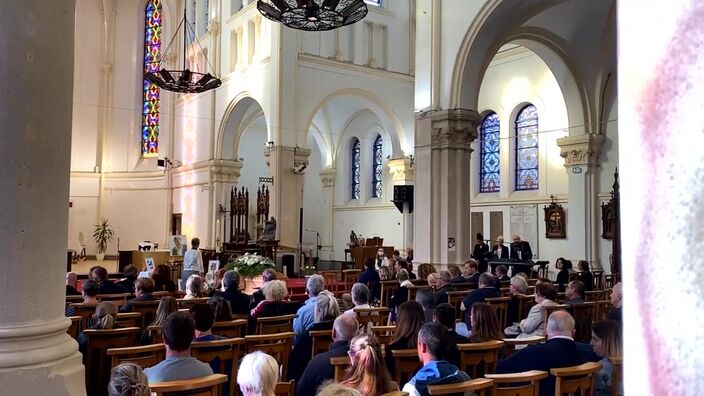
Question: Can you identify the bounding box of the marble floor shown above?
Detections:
[69,259,118,276]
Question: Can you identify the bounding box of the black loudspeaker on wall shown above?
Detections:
[392,185,413,213]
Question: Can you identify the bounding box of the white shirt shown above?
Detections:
[183,248,204,272]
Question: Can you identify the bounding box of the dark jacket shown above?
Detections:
[462,287,500,325]
[492,245,510,259]
[385,335,416,379]
[404,360,471,396]
[506,296,520,325]
[250,289,265,310]
[99,280,127,295]
[289,320,334,382]
[359,269,381,299]
[510,241,533,262]
[496,337,585,396]
[556,269,570,292]
[213,289,251,316]
[120,293,155,313]
[580,271,594,291]
[154,279,177,293]
[607,307,622,323]
[296,340,350,396]
[116,277,137,295]
[66,285,81,296]
[249,301,302,333]
[445,330,470,368]
[389,285,409,311]
[434,284,453,305]
[494,275,510,289]
[472,242,490,261]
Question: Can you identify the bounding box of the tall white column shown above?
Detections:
[210,159,242,249]
[319,168,337,260]
[557,134,604,267]
[0,1,85,394]
[414,109,479,266]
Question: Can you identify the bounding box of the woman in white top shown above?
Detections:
[181,237,204,291]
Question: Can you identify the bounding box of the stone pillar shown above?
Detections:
[0,1,85,394]
[319,168,337,260]
[210,159,242,248]
[414,109,479,266]
[266,146,311,270]
[387,158,415,251]
[557,134,604,267]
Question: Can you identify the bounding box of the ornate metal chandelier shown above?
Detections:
[145,3,221,93]
[257,0,368,31]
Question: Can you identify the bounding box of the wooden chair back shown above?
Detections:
[177,297,211,309]
[354,307,389,330]
[610,356,623,396]
[542,304,570,326]
[526,279,538,286]
[191,338,246,396]
[212,319,248,338]
[457,340,504,377]
[330,356,351,382]
[115,312,141,328]
[67,316,82,339]
[381,393,409,396]
[145,325,163,344]
[342,269,361,293]
[592,271,604,290]
[68,303,98,329]
[407,285,429,302]
[66,295,84,304]
[391,349,422,385]
[485,370,548,396]
[451,282,476,291]
[106,343,166,369]
[152,291,174,299]
[149,374,228,396]
[595,300,612,321]
[515,294,536,321]
[500,287,511,297]
[446,290,471,320]
[256,314,297,335]
[485,297,511,328]
[427,378,493,395]
[502,336,545,356]
[275,380,296,396]
[568,302,596,343]
[319,271,340,295]
[371,325,396,346]
[244,332,294,380]
[83,327,140,396]
[380,280,399,307]
[551,362,602,395]
[309,329,333,357]
[98,293,131,307]
[584,290,604,302]
[130,300,161,329]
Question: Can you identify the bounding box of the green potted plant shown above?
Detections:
[93,218,114,261]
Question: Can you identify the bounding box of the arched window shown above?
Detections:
[351,138,361,199]
[372,135,383,198]
[515,104,539,190]
[479,112,500,192]
[142,0,162,158]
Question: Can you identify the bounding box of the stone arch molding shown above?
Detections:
[216,93,269,160]
[450,0,590,136]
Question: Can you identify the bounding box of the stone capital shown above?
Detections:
[418,108,480,150]
[319,168,337,188]
[207,20,220,35]
[387,157,414,183]
[209,159,242,183]
[557,134,605,167]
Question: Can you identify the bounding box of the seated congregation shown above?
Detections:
[66,257,623,396]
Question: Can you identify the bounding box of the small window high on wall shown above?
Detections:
[515,104,539,190]
[372,135,383,198]
[479,112,500,193]
[142,0,162,158]
[351,138,361,200]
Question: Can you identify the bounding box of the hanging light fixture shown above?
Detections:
[257,0,368,31]
[145,2,221,93]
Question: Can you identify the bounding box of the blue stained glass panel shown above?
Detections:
[372,135,383,198]
[480,112,500,192]
[515,104,539,190]
[142,0,162,158]
[351,138,361,200]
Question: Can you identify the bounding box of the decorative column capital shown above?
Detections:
[209,159,242,183]
[320,168,337,187]
[419,108,480,150]
[207,20,220,35]
[387,157,414,183]
[557,134,605,167]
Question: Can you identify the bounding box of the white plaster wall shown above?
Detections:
[172,185,211,247]
[333,207,404,261]
[102,187,168,254]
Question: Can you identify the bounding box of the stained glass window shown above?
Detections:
[351,138,361,199]
[372,135,383,198]
[479,112,500,193]
[515,104,539,190]
[142,0,162,158]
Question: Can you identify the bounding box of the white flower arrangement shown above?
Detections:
[225,253,275,279]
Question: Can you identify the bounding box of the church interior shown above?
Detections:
[2,0,701,394]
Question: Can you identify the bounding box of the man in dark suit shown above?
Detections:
[296,315,359,396]
[493,264,510,289]
[358,257,381,300]
[91,265,127,294]
[472,233,490,273]
[461,273,500,326]
[496,311,585,396]
[116,264,139,295]
[510,235,533,262]
[213,270,251,315]
[492,236,510,259]
[433,303,470,367]
[120,277,155,312]
[433,270,453,304]
[461,259,481,285]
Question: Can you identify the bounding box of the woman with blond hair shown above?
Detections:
[237,351,279,396]
[77,301,120,355]
[469,302,503,343]
[108,363,150,396]
[341,333,398,395]
[184,274,203,299]
[140,296,177,345]
[426,273,439,290]
[591,320,623,396]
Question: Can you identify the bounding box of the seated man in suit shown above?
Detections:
[120,277,155,312]
[91,265,127,295]
[296,315,359,396]
[564,280,585,305]
[213,270,251,316]
[459,259,480,285]
[190,303,227,342]
[65,279,100,317]
[492,236,510,259]
[496,310,585,396]
[144,311,214,383]
[116,265,139,295]
[433,270,453,305]
[493,265,510,288]
[447,264,464,284]
[510,235,533,262]
[461,273,500,326]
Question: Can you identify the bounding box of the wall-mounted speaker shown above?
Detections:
[392,185,413,213]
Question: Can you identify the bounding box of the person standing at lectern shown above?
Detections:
[510,235,533,262]
[492,236,510,259]
[472,233,490,273]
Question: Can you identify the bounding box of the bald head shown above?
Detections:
[546,310,575,338]
[611,282,623,308]
[333,314,359,342]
